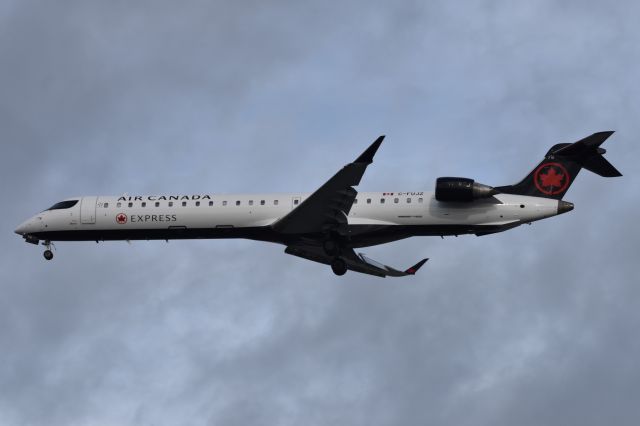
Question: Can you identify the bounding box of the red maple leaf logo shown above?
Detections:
[534,163,570,195]
[539,167,564,188]
[116,213,127,224]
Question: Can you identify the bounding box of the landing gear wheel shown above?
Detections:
[42,240,54,260]
[323,240,340,256]
[331,258,347,276]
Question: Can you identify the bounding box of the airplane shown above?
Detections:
[15,131,621,278]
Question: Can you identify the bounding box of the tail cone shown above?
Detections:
[558,200,574,215]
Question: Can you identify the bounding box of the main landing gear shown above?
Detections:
[322,240,340,257]
[324,235,348,276]
[322,240,347,276]
[42,240,54,260]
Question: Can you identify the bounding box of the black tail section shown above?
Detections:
[496,131,622,200]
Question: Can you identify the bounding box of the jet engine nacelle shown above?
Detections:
[435,177,498,202]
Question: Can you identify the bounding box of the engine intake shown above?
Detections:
[435,177,498,202]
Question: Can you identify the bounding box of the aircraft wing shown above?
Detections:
[272,136,384,235]
[285,245,428,278]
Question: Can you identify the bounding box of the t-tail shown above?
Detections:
[496,131,622,200]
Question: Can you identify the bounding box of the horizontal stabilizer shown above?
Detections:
[554,131,615,155]
[552,131,622,177]
[582,152,622,177]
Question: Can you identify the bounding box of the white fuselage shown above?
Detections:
[15,191,561,247]
[13,131,613,276]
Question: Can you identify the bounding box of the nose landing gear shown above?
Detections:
[42,240,54,260]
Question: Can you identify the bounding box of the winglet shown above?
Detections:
[355,135,385,164]
[404,258,429,275]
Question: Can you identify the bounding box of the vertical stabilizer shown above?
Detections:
[496,132,621,200]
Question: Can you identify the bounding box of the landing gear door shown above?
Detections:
[80,196,97,224]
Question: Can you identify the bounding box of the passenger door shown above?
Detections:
[80,196,97,224]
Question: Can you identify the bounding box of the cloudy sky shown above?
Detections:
[1,0,639,424]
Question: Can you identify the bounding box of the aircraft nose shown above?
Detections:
[15,221,28,235]
[15,217,38,236]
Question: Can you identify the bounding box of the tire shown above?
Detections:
[43,250,53,260]
[331,258,347,276]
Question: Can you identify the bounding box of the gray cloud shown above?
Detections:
[1,0,639,425]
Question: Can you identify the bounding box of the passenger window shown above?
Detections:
[141,202,146,207]
[168,201,173,207]
[117,202,122,208]
[380,199,385,204]
[249,200,253,206]
[182,201,187,207]
[155,202,160,207]
[128,202,133,208]
[294,199,299,205]
[353,199,358,204]
[274,200,279,206]
[195,201,200,206]
[394,198,399,203]
[407,198,411,203]
[223,201,227,206]
[260,200,265,205]
[209,201,214,206]
[104,203,109,208]
[418,198,423,203]
[367,199,371,204]
[236,200,241,206]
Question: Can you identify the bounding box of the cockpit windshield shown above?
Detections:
[47,200,79,210]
